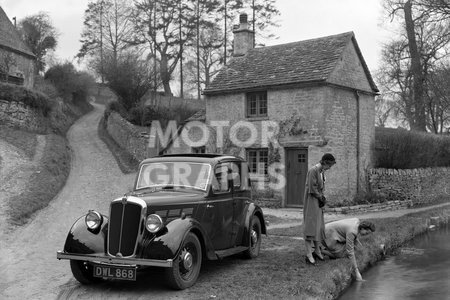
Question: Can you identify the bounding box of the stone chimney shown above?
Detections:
[233,13,254,57]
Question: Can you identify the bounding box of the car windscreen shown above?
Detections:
[136,162,211,191]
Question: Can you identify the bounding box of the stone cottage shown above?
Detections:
[0,6,35,88]
[163,14,379,207]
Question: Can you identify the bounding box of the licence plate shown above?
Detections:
[93,264,137,281]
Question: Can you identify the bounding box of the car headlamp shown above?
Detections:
[85,210,103,230]
[145,214,163,233]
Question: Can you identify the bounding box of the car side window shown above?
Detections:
[230,162,241,190]
[212,164,230,193]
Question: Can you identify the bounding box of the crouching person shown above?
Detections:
[322,218,375,281]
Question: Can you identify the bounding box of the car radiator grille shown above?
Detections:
[108,201,143,257]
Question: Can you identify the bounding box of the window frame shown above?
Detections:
[246,91,268,118]
[246,148,269,178]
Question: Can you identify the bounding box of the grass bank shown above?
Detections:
[6,133,70,225]
[165,205,450,299]
[1,103,92,226]
[263,206,450,299]
[97,115,139,174]
[0,126,38,158]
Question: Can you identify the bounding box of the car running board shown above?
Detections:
[215,246,248,259]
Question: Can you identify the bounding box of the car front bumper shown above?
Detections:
[56,251,173,268]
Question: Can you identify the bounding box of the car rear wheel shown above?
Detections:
[70,260,102,284]
[243,216,262,259]
[165,232,202,290]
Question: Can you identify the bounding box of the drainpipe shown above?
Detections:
[355,90,360,193]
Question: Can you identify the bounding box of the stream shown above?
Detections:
[340,223,450,300]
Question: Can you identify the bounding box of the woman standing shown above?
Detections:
[303,153,336,265]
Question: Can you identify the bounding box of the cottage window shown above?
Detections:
[246,148,268,176]
[246,91,267,117]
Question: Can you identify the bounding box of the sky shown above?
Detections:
[1,0,393,72]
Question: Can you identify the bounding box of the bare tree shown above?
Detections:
[133,0,197,96]
[77,0,134,81]
[18,12,58,74]
[185,24,223,94]
[382,0,450,131]
[246,0,280,46]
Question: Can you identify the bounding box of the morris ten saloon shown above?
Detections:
[57,154,266,289]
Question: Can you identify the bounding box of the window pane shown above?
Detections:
[259,149,268,175]
[247,98,257,116]
[247,150,257,173]
[259,98,267,115]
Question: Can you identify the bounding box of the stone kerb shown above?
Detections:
[368,167,450,205]
[0,99,48,133]
[106,112,152,162]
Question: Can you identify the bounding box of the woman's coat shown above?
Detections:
[303,163,326,242]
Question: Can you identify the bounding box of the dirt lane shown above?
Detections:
[0,104,135,299]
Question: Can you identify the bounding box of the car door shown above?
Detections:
[229,161,251,247]
[201,163,234,250]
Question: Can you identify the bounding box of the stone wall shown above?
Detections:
[0,99,47,133]
[368,167,450,205]
[106,112,157,162]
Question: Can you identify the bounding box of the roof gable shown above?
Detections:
[204,32,378,95]
[0,6,35,58]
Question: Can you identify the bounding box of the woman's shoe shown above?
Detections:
[312,252,324,261]
[305,256,316,266]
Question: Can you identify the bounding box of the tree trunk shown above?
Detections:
[404,0,427,131]
[160,54,172,96]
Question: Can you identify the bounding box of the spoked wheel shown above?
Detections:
[165,232,202,290]
[70,260,102,284]
[243,216,262,259]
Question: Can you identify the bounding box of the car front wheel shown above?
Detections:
[70,260,102,284]
[243,216,262,259]
[165,232,202,290]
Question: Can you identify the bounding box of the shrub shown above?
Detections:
[125,103,199,127]
[0,82,53,116]
[375,127,450,169]
[44,62,96,104]
[128,105,171,127]
[105,100,129,120]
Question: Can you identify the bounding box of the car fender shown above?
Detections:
[63,215,109,255]
[142,217,216,261]
[241,203,267,247]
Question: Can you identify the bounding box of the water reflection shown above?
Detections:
[340,224,450,300]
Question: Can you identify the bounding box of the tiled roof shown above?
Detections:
[204,32,377,94]
[0,6,35,58]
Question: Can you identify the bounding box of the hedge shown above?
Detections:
[0,82,53,116]
[375,127,450,169]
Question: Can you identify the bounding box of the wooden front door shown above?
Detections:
[286,148,308,207]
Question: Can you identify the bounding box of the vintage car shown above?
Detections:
[57,154,266,289]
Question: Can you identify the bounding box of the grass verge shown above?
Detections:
[97,115,139,174]
[163,205,450,300]
[6,134,70,225]
[0,126,38,158]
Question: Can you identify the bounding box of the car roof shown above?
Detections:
[139,153,245,165]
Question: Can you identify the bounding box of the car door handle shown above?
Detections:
[207,204,214,208]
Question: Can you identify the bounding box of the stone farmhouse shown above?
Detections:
[163,14,379,207]
[0,6,35,88]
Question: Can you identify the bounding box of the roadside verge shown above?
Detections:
[263,205,450,299]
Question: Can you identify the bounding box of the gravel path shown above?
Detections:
[0,104,135,299]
